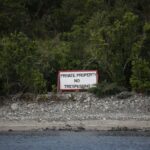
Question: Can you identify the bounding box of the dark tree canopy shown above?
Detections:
[0,0,150,95]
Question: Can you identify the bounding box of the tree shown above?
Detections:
[0,0,27,35]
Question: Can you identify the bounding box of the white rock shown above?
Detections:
[105,106,108,110]
[11,103,18,111]
[41,108,44,112]
[62,109,66,112]
[38,118,42,122]
[103,117,106,120]
[86,97,91,102]
[84,105,88,109]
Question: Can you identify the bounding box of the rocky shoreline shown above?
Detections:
[0,92,150,131]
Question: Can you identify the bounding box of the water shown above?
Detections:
[0,131,150,150]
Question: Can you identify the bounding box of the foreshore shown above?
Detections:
[0,92,150,132]
[0,119,150,132]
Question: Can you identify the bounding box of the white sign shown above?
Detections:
[58,70,98,90]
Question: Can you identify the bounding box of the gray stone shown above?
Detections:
[11,103,18,111]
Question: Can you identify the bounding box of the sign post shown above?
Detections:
[57,70,98,92]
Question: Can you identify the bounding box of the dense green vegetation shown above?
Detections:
[0,0,150,95]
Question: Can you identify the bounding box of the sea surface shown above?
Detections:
[0,131,150,150]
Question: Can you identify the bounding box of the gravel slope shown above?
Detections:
[0,92,150,123]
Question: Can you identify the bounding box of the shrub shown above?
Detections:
[89,81,126,97]
[130,23,150,94]
[0,32,46,95]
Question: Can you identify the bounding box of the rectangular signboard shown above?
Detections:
[57,70,98,91]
